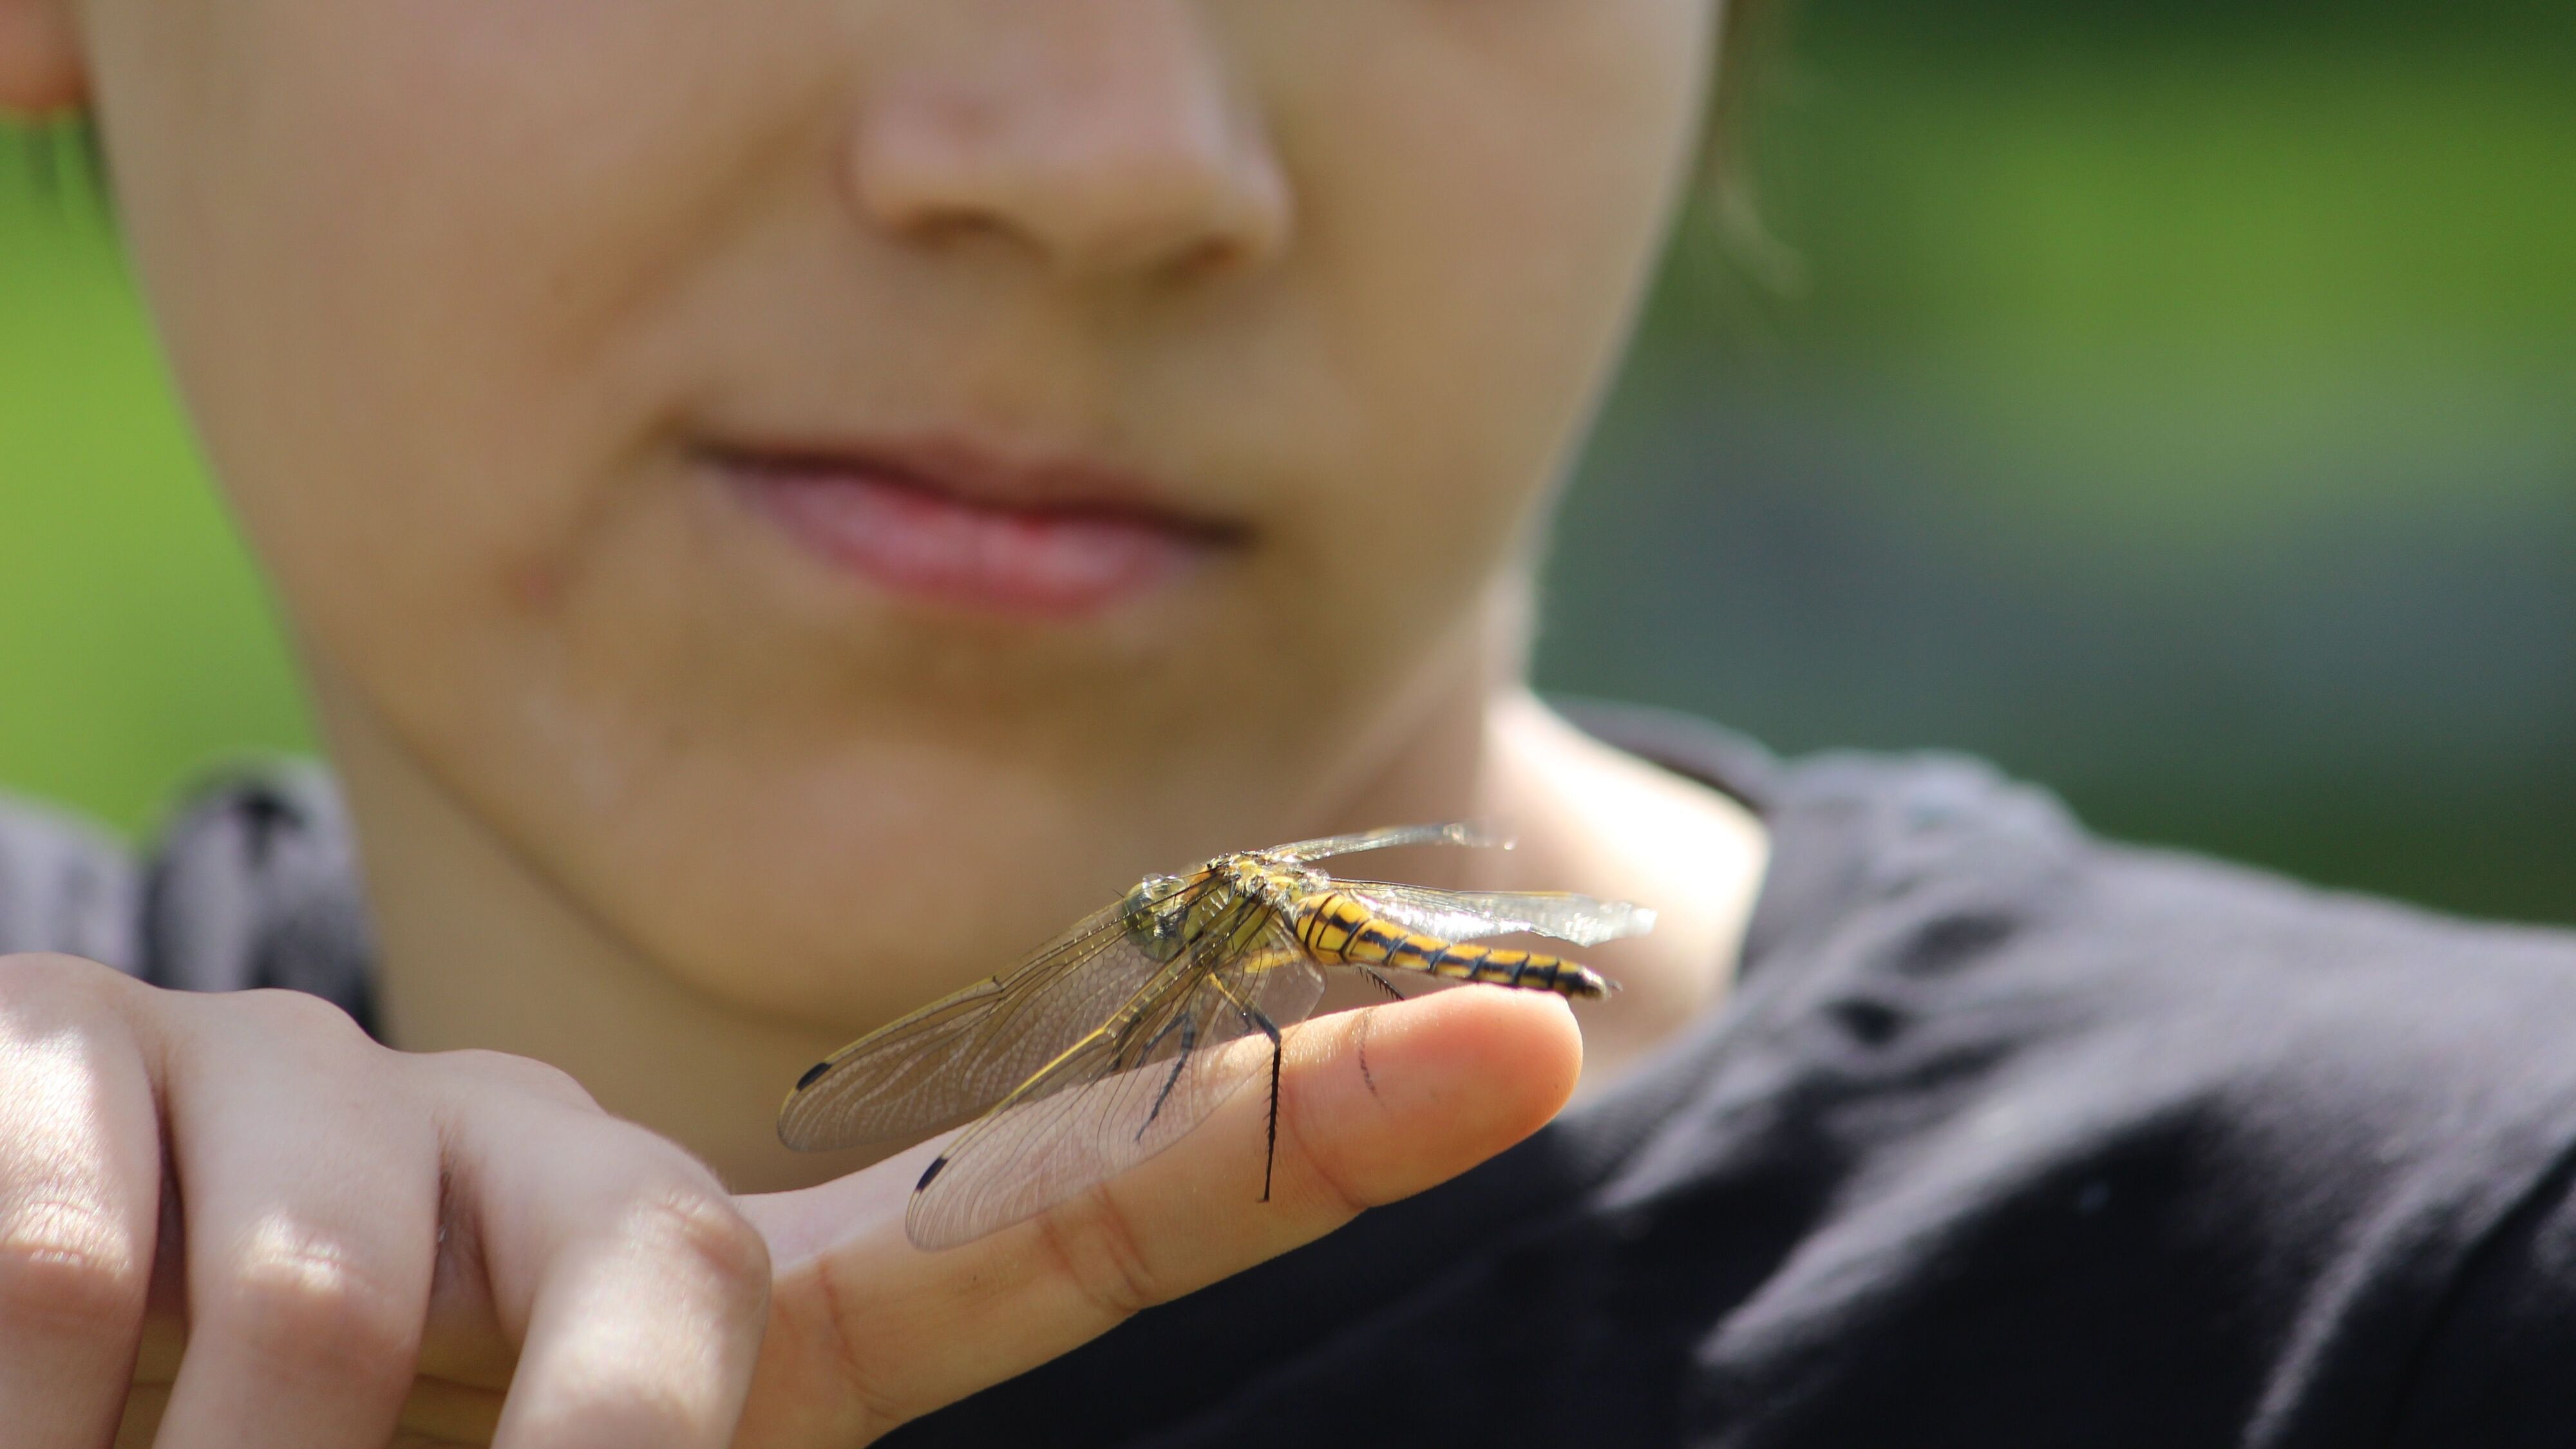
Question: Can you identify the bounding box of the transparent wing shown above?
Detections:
[776,872,1211,1152]
[1335,880,1656,948]
[1268,821,1510,864]
[905,911,1327,1251]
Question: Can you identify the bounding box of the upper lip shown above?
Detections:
[703,433,1253,546]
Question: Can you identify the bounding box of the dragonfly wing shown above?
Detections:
[1226,920,1333,1026]
[1269,821,1510,864]
[1336,881,1656,948]
[905,913,1325,1251]
[776,873,1209,1152]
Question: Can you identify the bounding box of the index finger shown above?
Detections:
[730,985,1583,1444]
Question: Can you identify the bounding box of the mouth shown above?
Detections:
[708,435,1249,619]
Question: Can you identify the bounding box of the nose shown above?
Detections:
[850,1,1293,284]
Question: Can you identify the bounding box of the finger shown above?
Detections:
[149,989,440,1449]
[399,1049,600,1397]
[735,984,1582,1443]
[139,1050,735,1449]
[129,1103,508,1449]
[448,1103,770,1449]
[0,955,163,1449]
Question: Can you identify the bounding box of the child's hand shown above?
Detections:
[0,953,1578,1447]
[0,950,775,1447]
[728,981,1576,1445]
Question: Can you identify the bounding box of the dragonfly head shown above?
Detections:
[1121,872,1198,961]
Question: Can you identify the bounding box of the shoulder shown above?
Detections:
[1588,744,2576,1442]
[1731,744,2576,1119]
[138,760,374,1017]
[0,789,140,969]
[1748,740,2576,1039]
[0,766,372,1025]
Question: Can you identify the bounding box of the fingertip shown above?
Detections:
[1294,987,1584,1206]
[1390,984,1584,1119]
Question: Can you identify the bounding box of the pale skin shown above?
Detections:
[0,0,1765,1444]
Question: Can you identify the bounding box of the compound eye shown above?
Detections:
[1124,873,1193,926]
[1125,873,1178,905]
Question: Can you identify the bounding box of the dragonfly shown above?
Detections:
[776,822,1655,1250]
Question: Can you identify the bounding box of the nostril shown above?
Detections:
[1170,236,1245,283]
[848,53,1292,285]
[860,145,1287,283]
[907,209,1009,254]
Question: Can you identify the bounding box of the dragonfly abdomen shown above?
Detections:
[1293,892,1610,999]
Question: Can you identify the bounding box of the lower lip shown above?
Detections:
[728,464,1208,618]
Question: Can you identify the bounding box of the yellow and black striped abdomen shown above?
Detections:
[1293,892,1609,999]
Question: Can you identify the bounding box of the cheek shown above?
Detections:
[91,0,843,680]
[1353,3,1707,464]
[1222,0,1712,649]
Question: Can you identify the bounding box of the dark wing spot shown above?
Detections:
[918,1155,949,1191]
[795,1059,832,1092]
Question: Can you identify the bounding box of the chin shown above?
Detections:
[531,726,1276,1027]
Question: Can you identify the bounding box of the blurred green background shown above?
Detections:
[5,1,2573,921]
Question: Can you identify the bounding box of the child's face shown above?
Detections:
[82,0,1715,1020]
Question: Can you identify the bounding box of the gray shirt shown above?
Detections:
[1,759,374,1025]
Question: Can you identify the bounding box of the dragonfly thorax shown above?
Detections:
[1117,855,1321,964]
[1218,853,1326,909]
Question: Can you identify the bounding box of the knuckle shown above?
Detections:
[0,1197,149,1338]
[1036,1187,1169,1321]
[1283,1030,1373,1220]
[800,1258,913,1437]
[433,1048,598,1109]
[617,1181,772,1314]
[237,986,370,1046]
[214,1229,420,1383]
[0,951,123,1012]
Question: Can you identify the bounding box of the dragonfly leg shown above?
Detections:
[1204,974,1289,1203]
[1247,1005,1284,1203]
[1358,967,1409,1003]
[1135,1010,1199,1142]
